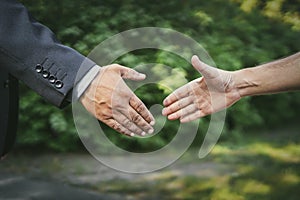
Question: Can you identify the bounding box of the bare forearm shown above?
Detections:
[233,52,300,97]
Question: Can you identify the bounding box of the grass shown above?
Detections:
[91,129,300,200]
[1,128,299,200]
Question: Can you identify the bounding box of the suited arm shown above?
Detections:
[0,0,96,108]
[0,0,156,136]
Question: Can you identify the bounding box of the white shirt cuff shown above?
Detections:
[73,65,101,100]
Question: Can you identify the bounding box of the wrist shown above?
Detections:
[232,68,260,97]
[75,65,101,101]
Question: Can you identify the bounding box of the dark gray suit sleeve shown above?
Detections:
[0,0,96,108]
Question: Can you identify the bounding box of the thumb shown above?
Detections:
[120,66,146,81]
[191,55,218,79]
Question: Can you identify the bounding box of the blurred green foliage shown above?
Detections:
[17,0,300,151]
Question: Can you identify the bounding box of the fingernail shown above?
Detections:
[150,120,155,126]
[138,73,146,79]
[148,128,154,134]
[130,133,135,137]
[163,99,167,106]
[191,55,198,61]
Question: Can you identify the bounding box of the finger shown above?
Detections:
[162,97,193,116]
[167,104,198,121]
[113,113,146,136]
[163,84,192,107]
[128,106,154,134]
[180,110,205,123]
[129,95,155,125]
[105,119,135,137]
[191,55,218,79]
[120,66,146,81]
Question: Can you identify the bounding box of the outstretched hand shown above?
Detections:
[81,64,155,136]
[162,55,241,123]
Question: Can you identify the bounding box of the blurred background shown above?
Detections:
[1,0,299,199]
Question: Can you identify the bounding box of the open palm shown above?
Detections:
[162,55,241,123]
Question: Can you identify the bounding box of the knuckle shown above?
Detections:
[202,108,211,116]
[144,115,152,123]
[129,97,138,107]
[176,101,181,109]
[171,105,179,113]
[172,112,179,119]
[143,123,151,131]
[133,117,149,129]
[111,122,121,132]
[169,107,175,113]
[96,111,113,121]
[106,64,122,72]
[173,93,180,100]
[132,114,141,123]
[111,64,121,68]
[127,123,139,133]
[123,119,132,127]
[187,89,194,96]
[136,103,145,113]
[114,124,121,131]
[186,106,192,113]
[194,98,203,108]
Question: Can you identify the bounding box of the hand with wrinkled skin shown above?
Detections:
[162,55,241,123]
[162,52,300,123]
[81,64,155,136]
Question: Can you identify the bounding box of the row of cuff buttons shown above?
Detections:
[35,64,64,89]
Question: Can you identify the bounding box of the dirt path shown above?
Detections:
[0,172,123,200]
[0,151,234,199]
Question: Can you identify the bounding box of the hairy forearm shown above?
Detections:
[233,52,300,97]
